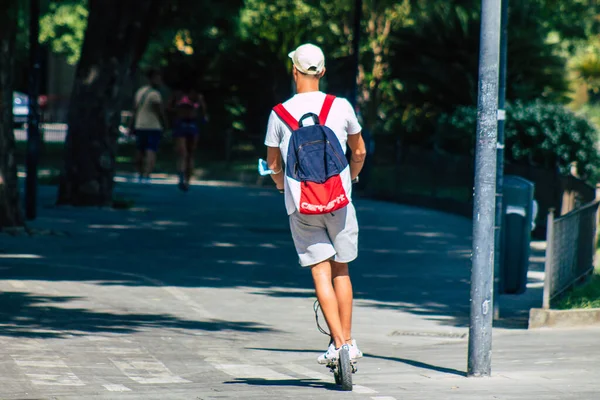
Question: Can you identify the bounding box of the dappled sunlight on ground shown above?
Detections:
[0,280,276,339]
[0,254,44,259]
[1,182,544,337]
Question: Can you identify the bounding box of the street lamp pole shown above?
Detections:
[493,0,509,320]
[468,0,502,377]
[25,0,41,220]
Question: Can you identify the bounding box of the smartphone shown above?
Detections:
[258,158,273,176]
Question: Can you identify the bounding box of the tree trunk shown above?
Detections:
[0,1,24,229]
[57,0,161,206]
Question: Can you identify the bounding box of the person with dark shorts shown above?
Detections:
[133,69,167,183]
[169,89,207,191]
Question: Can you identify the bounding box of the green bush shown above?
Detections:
[555,272,600,309]
[438,101,600,182]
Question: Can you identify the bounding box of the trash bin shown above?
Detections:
[499,175,535,295]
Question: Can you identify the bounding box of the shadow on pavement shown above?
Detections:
[0,291,274,339]
[1,184,543,333]
[224,378,338,391]
[247,347,466,377]
[366,354,466,377]
[246,347,321,354]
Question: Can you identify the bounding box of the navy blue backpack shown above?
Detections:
[273,94,351,214]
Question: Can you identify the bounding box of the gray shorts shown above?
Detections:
[289,202,359,267]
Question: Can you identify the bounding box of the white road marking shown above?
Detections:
[15,359,69,368]
[101,347,145,355]
[354,385,379,394]
[12,355,85,386]
[86,336,110,342]
[284,364,330,380]
[202,349,253,365]
[103,384,132,392]
[13,354,69,369]
[284,364,379,394]
[110,356,191,384]
[213,364,293,381]
[26,373,85,386]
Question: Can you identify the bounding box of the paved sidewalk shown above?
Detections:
[0,179,597,399]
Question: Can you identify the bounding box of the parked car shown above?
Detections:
[12,92,50,128]
[13,91,29,128]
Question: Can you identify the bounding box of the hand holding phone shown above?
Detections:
[258,158,274,176]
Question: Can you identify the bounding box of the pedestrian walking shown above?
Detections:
[168,88,207,191]
[132,68,167,183]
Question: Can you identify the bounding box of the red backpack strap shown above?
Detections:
[273,104,299,131]
[319,94,336,125]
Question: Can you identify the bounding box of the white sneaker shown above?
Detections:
[317,343,340,365]
[348,339,363,360]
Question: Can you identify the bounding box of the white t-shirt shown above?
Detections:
[264,91,362,215]
[134,85,163,130]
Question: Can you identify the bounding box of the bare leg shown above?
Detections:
[144,150,156,177]
[331,261,353,344]
[135,149,145,178]
[185,135,199,183]
[312,260,345,348]
[175,137,187,176]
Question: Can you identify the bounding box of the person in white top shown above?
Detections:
[264,44,367,364]
[132,69,167,183]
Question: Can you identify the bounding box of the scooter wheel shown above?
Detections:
[338,345,353,391]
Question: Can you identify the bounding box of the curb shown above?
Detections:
[529,307,600,328]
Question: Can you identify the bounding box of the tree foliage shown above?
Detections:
[388,1,568,147]
[4,0,592,189]
[536,0,599,42]
[121,0,588,176]
[439,102,600,182]
[40,0,88,65]
[35,0,577,148]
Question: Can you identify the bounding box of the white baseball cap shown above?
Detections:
[288,43,325,75]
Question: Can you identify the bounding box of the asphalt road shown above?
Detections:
[0,181,597,399]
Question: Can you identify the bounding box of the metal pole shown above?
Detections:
[467,0,501,378]
[493,0,509,321]
[25,0,41,220]
[542,209,555,309]
[351,0,362,108]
